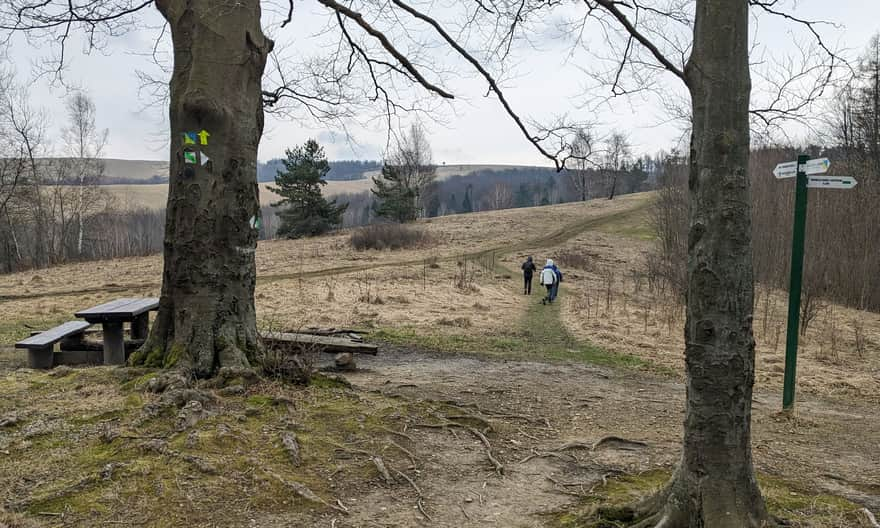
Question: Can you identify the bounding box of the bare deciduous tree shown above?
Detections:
[62,91,109,257]
[462,0,841,525]
[566,127,597,201]
[486,182,514,210]
[385,123,437,217]
[602,130,632,200]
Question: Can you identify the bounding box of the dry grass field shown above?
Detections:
[1,193,878,527]
[100,163,531,209]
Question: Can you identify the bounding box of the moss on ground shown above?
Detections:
[550,469,867,528]
[0,366,437,527]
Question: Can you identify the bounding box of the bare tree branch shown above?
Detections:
[316,0,454,100]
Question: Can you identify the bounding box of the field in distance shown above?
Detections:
[97,160,543,209]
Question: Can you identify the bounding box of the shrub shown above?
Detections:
[350,223,434,251]
[555,249,592,270]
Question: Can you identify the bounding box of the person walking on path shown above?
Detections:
[549,260,563,302]
[540,259,557,304]
[521,256,537,294]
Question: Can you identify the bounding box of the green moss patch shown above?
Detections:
[549,469,866,528]
[0,367,438,527]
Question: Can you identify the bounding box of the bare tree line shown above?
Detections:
[1,78,179,273]
[652,34,880,312]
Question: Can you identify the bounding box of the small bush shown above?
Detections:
[555,249,592,270]
[436,316,473,328]
[350,223,434,251]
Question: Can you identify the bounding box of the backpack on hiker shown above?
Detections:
[540,267,556,286]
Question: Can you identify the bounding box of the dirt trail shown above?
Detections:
[307,347,879,527]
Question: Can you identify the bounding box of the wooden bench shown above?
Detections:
[262,332,378,355]
[15,321,92,369]
[75,298,159,365]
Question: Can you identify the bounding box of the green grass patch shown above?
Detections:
[370,282,657,371]
[0,315,71,345]
[594,207,656,241]
[370,295,654,372]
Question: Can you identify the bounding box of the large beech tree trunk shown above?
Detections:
[131,0,273,377]
[635,1,771,526]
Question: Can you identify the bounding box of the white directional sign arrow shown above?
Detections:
[773,158,831,179]
[806,176,857,189]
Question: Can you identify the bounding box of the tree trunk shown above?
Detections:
[131,0,273,377]
[633,1,771,526]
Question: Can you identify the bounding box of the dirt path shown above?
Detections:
[316,346,879,527]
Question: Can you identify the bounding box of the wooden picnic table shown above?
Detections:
[75,298,159,365]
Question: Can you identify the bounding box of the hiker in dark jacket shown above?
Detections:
[550,261,563,302]
[521,256,537,294]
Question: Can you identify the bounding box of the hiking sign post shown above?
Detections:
[775,155,857,411]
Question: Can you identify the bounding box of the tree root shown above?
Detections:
[387,439,418,468]
[393,469,432,522]
[372,456,394,485]
[555,436,649,452]
[465,425,504,475]
[413,418,504,475]
[281,431,301,466]
[267,471,348,514]
[860,508,880,528]
[379,425,415,442]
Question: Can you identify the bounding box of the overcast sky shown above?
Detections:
[6,1,879,165]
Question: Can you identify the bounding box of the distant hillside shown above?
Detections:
[257,159,381,182]
[99,163,560,210]
[88,158,555,186]
[89,158,380,184]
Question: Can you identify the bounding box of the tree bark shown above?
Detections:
[131,0,273,377]
[633,1,772,526]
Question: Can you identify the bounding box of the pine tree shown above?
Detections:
[460,184,473,213]
[514,183,532,208]
[372,164,418,222]
[270,139,347,238]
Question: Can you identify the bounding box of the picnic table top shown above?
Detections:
[75,297,160,323]
[15,320,91,349]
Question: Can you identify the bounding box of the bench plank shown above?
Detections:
[16,321,91,349]
[75,297,160,322]
[263,332,379,355]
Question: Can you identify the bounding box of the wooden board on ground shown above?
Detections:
[263,332,378,355]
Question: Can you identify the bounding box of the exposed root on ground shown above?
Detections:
[414,415,504,475]
[267,471,348,515]
[519,435,648,465]
[393,468,432,522]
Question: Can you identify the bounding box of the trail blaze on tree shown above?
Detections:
[130,0,272,376]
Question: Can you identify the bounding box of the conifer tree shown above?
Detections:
[270,139,347,238]
[372,164,418,222]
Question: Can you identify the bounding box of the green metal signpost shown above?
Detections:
[782,155,809,410]
[774,155,857,411]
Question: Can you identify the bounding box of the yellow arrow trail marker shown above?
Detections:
[198,130,210,145]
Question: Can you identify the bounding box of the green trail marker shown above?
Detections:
[183,150,197,164]
[775,155,857,411]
